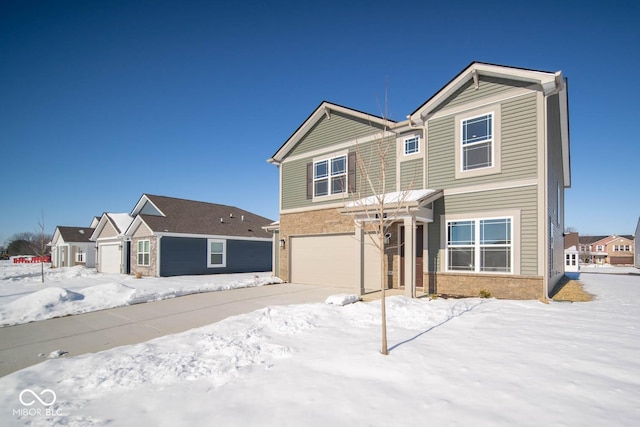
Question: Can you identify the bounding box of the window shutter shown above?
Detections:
[348,152,356,193]
[306,162,313,199]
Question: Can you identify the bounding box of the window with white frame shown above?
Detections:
[597,245,604,252]
[404,136,420,155]
[137,240,150,266]
[447,218,512,273]
[314,155,346,197]
[207,239,226,268]
[76,248,85,263]
[462,113,493,170]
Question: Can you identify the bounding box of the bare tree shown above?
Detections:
[30,210,50,283]
[343,91,418,355]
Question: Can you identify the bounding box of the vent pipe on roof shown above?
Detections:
[230,213,233,218]
[220,218,223,223]
[241,215,244,222]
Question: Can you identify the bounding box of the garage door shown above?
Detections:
[290,234,381,289]
[99,244,121,273]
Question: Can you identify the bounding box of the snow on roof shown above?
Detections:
[108,213,134,234]
[344,189,439,208]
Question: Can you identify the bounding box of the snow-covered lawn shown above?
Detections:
[1,269,639,426]
[0,261,282,326]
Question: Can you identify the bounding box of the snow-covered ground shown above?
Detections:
[0,261,282,326]
[1,268,639,426]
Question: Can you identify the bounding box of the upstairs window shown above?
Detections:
[404,136,420,155]
[314,155,347,197]
[462,113,493,171]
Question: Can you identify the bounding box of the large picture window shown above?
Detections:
[208,239,226,268]
[447,218,512,273]
[462,113,493,171]
[314,155,346,197]
[137,240,150,266]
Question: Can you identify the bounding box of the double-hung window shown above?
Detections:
[76,249,85,263]
[447,218,512,273]
[314,155,346,197]
[137,240,150,266]
[208,239,226,268]
[462,113,493,170]
[404,136,420,155]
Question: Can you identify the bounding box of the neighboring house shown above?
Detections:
[125,194,273,277]
[268,61,570,300]
[585,235,635,265]
[564,232,579,272]
[50,226,96,268]
[90,213,134,274]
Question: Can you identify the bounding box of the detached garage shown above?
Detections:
[289,233,381,291]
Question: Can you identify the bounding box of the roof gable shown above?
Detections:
[128,194,273,239]
[90,213,133,241]
[53,226,94,244]
[269,101,396,164]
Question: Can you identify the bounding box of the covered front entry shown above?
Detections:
[401,224,424,289]
[289,233,381,291]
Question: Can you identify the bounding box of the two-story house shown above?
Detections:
[268,62,570,300]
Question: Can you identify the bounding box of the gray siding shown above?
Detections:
[427,186,538,276]
[433,76,532,114]
[159,237,272,277]
[400,158,423,190]
[428,92,538,188]
[546,93,565,281]
[281,137,397,210]
[288,111,384,157]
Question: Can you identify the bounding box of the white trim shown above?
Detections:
[312,152,348,199]
[454,105,502,179]
[130,194,166,217]
[282,131,395,164]
[403,135,420,156]
[425,86,535,122]
[155,232,271,242]
[441,209,521,276]
[207,238,227,268]
[443,178,537,196]
[270,102,395,163]
[137,239,150,266]
[281,202,345,215]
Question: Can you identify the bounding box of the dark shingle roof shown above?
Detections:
[58,226,95,243]
[139,195,273,239]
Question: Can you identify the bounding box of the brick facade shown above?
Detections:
[427,272,544,300]
[130,236,158,277]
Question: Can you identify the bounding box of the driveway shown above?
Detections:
[0,283,346,377]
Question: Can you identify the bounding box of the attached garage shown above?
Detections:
[289,233,380,290]
[99,244,122,274]
[610,256,633,266]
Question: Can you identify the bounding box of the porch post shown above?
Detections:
[355,221,365,296]
[403,216,416,298]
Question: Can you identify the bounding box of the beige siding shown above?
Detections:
[433,76,532,114]
[427,186,538,276]
[288,111,384,157]
[428,93,538,188]
[99,221,118,239]
[400,158,423,190]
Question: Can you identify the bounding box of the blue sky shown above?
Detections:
[1,0,639,244]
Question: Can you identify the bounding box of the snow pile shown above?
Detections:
[0,272,639,426]
[324,294,360,305]
[0,262,283,326]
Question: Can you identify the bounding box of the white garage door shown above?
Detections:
[290,234,380,290]
[99,244,121,274]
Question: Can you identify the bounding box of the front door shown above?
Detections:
[400,224,424,289]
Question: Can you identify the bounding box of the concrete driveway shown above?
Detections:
[0,283,347,377]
